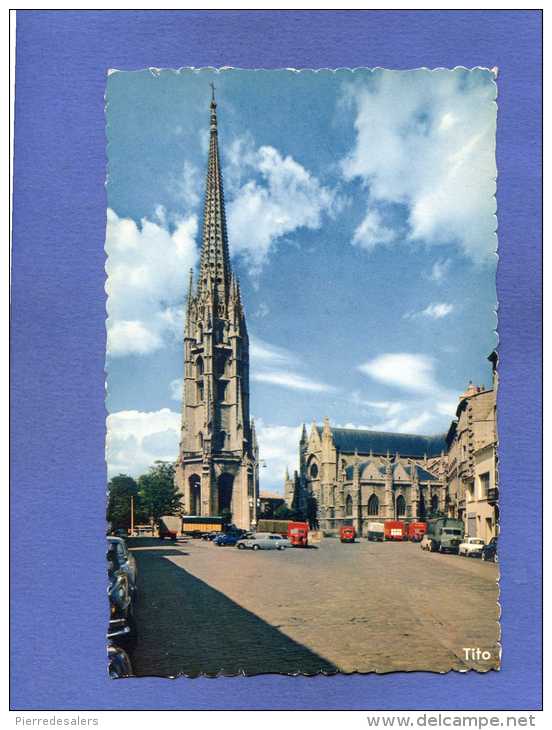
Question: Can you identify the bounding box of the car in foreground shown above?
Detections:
[107,536,138,598]
[108,643,133,678]
[482,536,498,562]
[458,537,485,557]
[236,533,291,551]
[420,535,435,551]
[107,548,135,650]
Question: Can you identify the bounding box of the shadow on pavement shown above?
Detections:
[129,546,337,678]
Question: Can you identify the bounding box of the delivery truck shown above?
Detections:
[367,522,385,541]
[181,515,225,537]
[384,520,407,541]
[426,517,464,553]
[339,525,356,543]
[407,521,427,542]
[256,519,309,547]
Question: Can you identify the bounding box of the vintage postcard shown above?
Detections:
[105,68,499,677]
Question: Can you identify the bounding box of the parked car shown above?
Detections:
[107,537,137,598]
[236,533,291,550]
[202,531,220,541]
[458,537,486,557]
[482,536,498,563]
[108,643,133,678]
[420,535,435,551]
[107,548,135,650]
[213,533,241,547]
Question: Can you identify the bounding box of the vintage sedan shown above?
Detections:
[236,533,291,551]
[107,536,137,597]
[482,536,498,562]
[458,537,486,557]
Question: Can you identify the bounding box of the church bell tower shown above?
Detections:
[174,87,259,529]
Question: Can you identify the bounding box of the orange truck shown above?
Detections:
[384,520,407,541]
[287,521,309,547]
[339,525,356,543]
[407,521,427,542]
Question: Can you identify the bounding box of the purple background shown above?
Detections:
[11,10,542,710]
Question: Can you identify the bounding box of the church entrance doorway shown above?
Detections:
[218,473,234,523]
[189,474,201,515]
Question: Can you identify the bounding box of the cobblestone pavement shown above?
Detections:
[126,537,499,677]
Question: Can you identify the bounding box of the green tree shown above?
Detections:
[274,504,300,521]
[138,461,182,528]
[107,474,138,530]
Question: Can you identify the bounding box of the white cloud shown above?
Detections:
[421,302,454,319]
[105,208,198,357]
[169,378,183,401]
[249,336,298,368]
[352,209,395,251]
[428,258,452,282]
[106,408,180,477]
[342,70,497,262]
[106,407,300,495]
[249,336,335,393]
[404,302,454,320]
[355,351,461,435]
[254,419,302,493]
[227,144,338,276]
[358,353,440,395]
[253,370,335,393]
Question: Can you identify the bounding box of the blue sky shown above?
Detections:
[105,68,498,492]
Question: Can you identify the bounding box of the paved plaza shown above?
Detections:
[126,537,500,677]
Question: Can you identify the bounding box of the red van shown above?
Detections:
[340,526,356,543]
[407,521,427,542]
[384,520,406,541]
[287,521,309,547]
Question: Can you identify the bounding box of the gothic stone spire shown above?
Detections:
[198,85,231,304]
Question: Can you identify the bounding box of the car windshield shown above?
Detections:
[443,529,462,535]
[471,539,484,544]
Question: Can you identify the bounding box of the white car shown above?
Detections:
[236,533,291,551]
[420,535,435,551]
[458,537,485,557]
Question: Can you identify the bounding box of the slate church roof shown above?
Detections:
[318,427,446,458]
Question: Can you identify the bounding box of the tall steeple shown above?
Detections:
[175,87,258,531]
[197,83,231,304]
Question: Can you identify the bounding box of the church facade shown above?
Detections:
[174,91,259,530]
[285,418,448,536]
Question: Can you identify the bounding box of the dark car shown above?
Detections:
[108,643,133,678]
[107,547,136,650]
[202,531,221,541]
[213,533,241,547]
[482,536,498,562]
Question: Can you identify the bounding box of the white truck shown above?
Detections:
[367,522,385,541]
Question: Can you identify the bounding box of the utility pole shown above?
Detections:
[130,495,134,536]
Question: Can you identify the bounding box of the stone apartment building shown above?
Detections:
[444,353,498,542]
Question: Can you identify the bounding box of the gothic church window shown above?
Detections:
[310,462,319,479]
[367,494,379,516]
[345,494,353,516]
[396,494,406,518]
